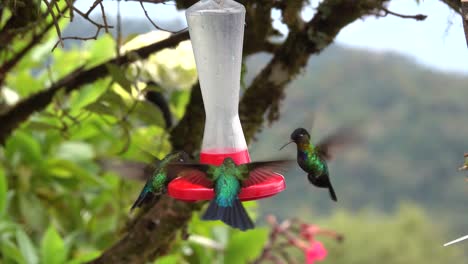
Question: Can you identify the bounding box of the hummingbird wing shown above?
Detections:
[97,158,157,181]
[240,160,294,187]
[166,163,214,187]
[316,126,360,160]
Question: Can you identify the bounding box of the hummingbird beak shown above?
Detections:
[279,141,294,150]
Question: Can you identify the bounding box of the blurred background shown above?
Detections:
[0,0,467,263]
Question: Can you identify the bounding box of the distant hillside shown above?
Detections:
[245,46,468,233]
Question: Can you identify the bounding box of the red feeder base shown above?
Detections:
[167,148,287,202]
[168,173,286,202]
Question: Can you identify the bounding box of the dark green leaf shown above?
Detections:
[27,121,59,131]
[5,131,42,165]
[84,102,115,116]
[1,238,26,264]
[105,64,132,93]
[69,79,109,112]
[133,100,165,127]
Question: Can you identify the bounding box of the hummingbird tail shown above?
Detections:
[307,173,338,202]
[130,190,155,211]
[328,182,338,202]
[202,199,254,231]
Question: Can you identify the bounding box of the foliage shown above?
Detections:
[0,25,196,263]
[316,205,464,264]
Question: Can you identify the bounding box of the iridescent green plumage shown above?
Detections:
[281,126,359,202]
[169,158,292,231]
[130,151,189,211]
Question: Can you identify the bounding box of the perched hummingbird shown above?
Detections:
[129,151,190,211]
[280,127,359,202]
[169,158,293,231]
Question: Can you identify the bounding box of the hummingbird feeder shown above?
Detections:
[168,0,286,201]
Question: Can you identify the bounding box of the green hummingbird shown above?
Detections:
[280,127,359,202]
[169,157,293,231]
[129,151,190,211]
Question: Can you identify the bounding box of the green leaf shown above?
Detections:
[69,79,109,113]
[86,34,115,66]
[85,102,115,116]
[170,90,190,118]
[0,168,7,216]
[66,250,100,264]
[43,159,109,187]
[41,225,67,264]
[16,229,38,264]
[223,228,268,264]
[27,121,59,131]
[106,64,132,93]
[5,131,42,165]
[0,221,18,234]
[154,254,181,264]
[133,100,165,127]
[1,238,26,264]
[18,195,47,234]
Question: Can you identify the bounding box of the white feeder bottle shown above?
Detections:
[186,0,249,165]
[167,0,286,202]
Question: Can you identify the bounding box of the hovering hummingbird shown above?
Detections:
[169,157,293,231]
[129,151,190,211]
[280,126,359,202]
[96,151,190,210]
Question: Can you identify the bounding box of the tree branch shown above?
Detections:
[88,197,202,264]
[240,0,390,142]
[0,31,189,145]
[440,0,461,14]
[0,20,55,86]
[379,7,427,21]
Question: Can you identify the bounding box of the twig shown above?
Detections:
[52,27,102,51]
[99,2,109,34]
[73,6,113,29]
[380,7,427,21]
[43,0,64,48]
[139,1,188,34]
[65,0,74,21]
[85,0,103,17]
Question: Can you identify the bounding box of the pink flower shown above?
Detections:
[305,240,327,264]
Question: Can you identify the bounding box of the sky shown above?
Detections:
[76,0,468,75]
